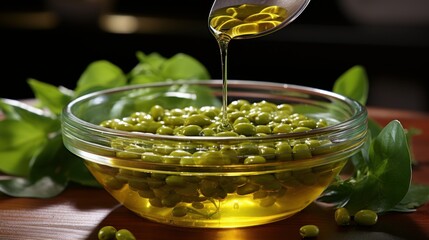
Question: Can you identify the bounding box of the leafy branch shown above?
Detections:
[319,65,429,214]
[0,51,210,198]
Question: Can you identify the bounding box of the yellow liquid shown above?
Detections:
[208,4,288,130]
[85,159,345,228]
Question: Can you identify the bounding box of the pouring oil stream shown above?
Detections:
[208,1,311,130]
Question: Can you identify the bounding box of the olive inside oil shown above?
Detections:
[208,4,288,130]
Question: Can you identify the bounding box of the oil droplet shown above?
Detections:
[233,202,239,209]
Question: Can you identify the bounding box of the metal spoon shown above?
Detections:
[209,0,311,40]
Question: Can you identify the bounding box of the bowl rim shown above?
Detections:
[62,79,368,172]
[64,79,367,142]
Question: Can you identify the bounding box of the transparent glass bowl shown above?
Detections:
[61,80,368,228]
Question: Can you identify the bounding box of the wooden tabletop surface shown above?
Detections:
[1,107,429,240]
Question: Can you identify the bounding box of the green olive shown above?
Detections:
[184,114,212,127]
[199,106,220,119]
[259,196,276,207]
[292,126,312,133]
[161,192,182,207]
[234,122,256,136]
[272,123,292,134]
[172,205,188,217]
[104,176,125,190]
[354,209,378,226]
[163,115,185,126]
[228,111,245,123]
[98,226,117,240]
[112,120,134,131]
[254,112,271,125]
[255,125,271,134]
[298,119,317,129]
[277,103,293,113]
[299,224,319,238]
[200,128,216,136]
[182,125,202,136]
[195,151,231,165]
[229,99,250,110]
[156,125,174,135]
[292,143,312,159]
[149,105,165,120]
[237,142,259,156]
[165,175,187,187]
[141,152,163,163]
[215,131,239,137]
[317,119,328,128]
[164,150,192,164]
[275,142,292,160]
[244,155,266,164]
[233,116,251,125]
[116,151,140,159]
[115,228,136,240]
[335,207,351,226]
[237,183,260,195]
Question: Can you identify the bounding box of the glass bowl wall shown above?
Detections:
[62,80,368,228]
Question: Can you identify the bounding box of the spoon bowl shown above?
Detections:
[209,0,311,40]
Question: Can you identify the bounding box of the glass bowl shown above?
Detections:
[61,79,367,228]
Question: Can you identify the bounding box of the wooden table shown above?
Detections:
[1,107,429,240]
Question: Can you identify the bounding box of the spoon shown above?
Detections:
[208,0,311,130]
[208,0,311,40]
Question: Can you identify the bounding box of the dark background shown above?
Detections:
[1,0,428,112]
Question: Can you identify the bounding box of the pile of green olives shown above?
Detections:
[334,207,378,226]
[100,99,328,138]
[299,208,378,238]
[98,226,136,240]
[100,99,333,166]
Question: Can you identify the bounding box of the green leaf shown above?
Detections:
[0,133,68,198]
[128,52,166,81]
[129,73,165,85]
[28,131,98,193]
[27,78,73,115]
[64,157,100,188]
[0,98,59,133]
[75,60,127,97]
[160,53,211,80]
[343,120,412,214]
[0,119,46,176]
[136,51,166,71]
[136,51,166,66]
[317,179,353,206]
[405,127,422,166]
[391,184,429,212]
[368,118,382,139]
[333,65,368,106]
[349,135,371,178]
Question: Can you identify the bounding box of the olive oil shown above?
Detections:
[86,159,346,228]
[208,4,288,130]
